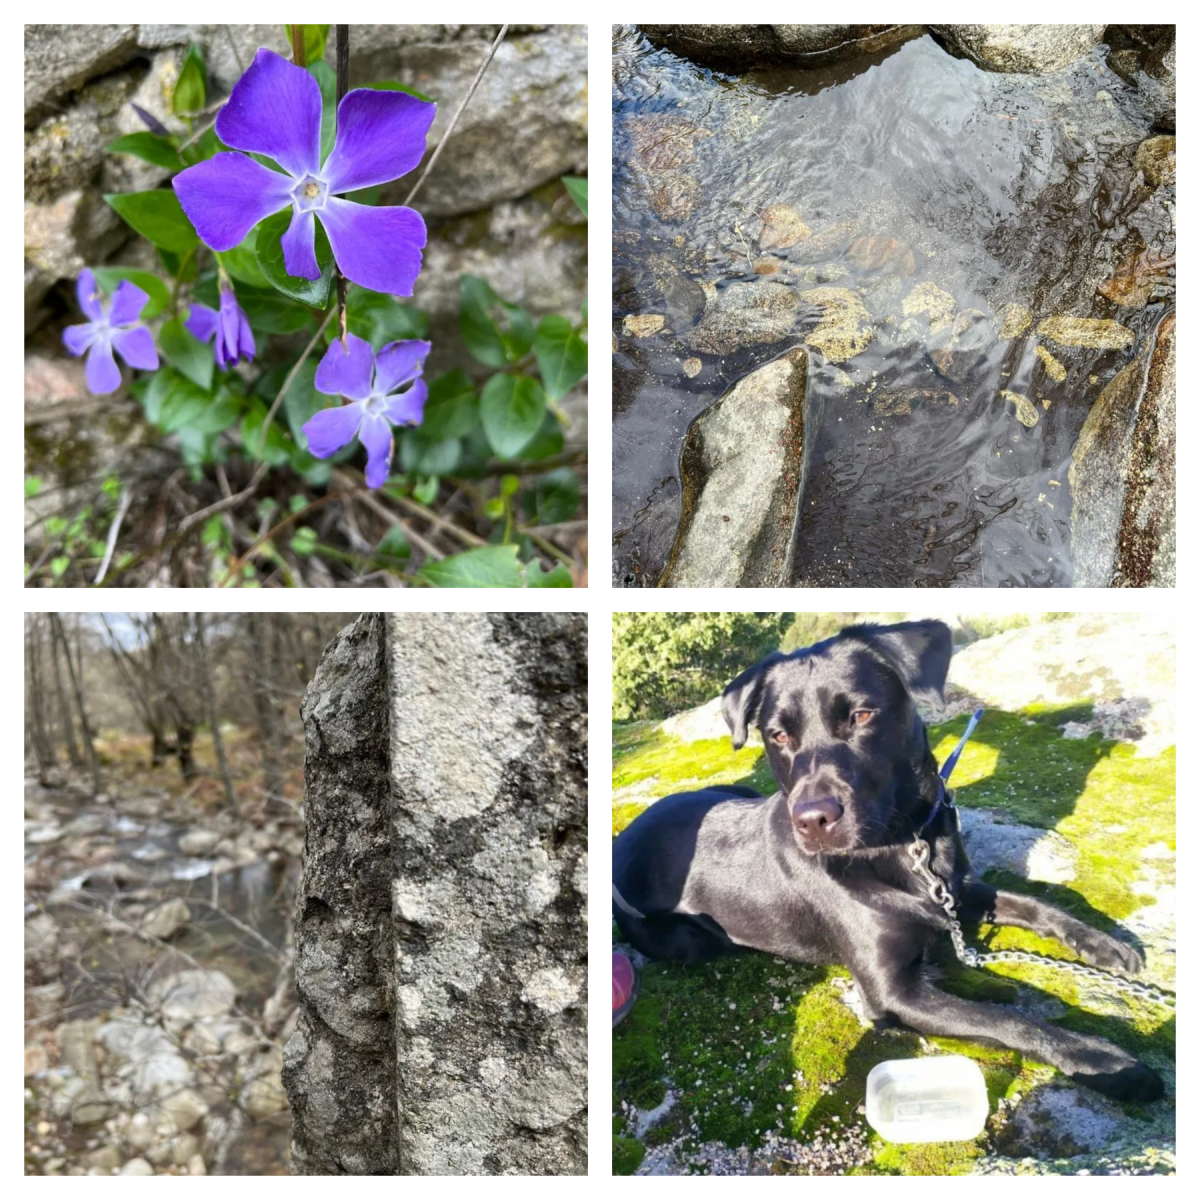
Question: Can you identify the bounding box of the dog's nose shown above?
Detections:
[791,798,844,845]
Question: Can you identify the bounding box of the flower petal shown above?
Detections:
[186,303,219,344]
[218,290,242,363]
[112,326,159,371]
[76,269,104,321]
[237,307,257,363]
[302,402,363,459]
[174,152,293,252]
[314,332,374,401]
[373,339,431,395]
[322,88,436,195]
[383,378,428,427]
[319,199,426,296]
[358,413,394,489]
[85,341,122,395]
[214,47,321,178]
[63,323,97,357]
[280,208,319,281]
[108,280,150,327]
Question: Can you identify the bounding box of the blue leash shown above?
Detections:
[919,707,984,832]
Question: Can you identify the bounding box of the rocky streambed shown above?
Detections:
[612,24,1175,587]
[24,779,299,1175]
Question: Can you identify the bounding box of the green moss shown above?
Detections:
[613,1136,646,1175]
[612,721,767,795]
[873,1139,981,1176]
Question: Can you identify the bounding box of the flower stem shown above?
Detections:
[335,25,350,347]
[290,24,306,67]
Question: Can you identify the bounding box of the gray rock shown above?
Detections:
[97,1017,191,1097]
[283,614,587,1175]
[1105,26,1175,132]
[639,25,920,68]
[930,25,1106,73]
[24,911,59,968]
[178,829,221,857]
[1070,310,1175,588]
[995,1084,1124,1158]
[140,897,190,940]
[958,808,1076,884]
[660,349,810,588]
[683,281,800,356]
[147,969,237,1021]
[118,1157,155,1176]
[134,25,289,97]
[24,25,138,118]
[157,1087,209,1133]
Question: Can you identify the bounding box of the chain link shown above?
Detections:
[907,832,1176,1011]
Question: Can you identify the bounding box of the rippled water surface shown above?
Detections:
[612,27,1169,586]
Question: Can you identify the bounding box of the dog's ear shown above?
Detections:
[721,653,785,749]
[844,620,953,706]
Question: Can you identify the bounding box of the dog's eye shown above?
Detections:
[850,710,874,728]
[771,730,790,746]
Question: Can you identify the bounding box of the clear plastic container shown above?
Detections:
[865,1055,988,1144]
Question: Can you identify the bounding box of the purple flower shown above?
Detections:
[186,284,256,369]
[173,49,436,297]
[62,268,159,395]
[303,332,430,488]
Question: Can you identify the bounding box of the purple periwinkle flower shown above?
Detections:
[62,268,159,395]
[186,284,256,369]
[173,49,436,297]
[303,332,430,488]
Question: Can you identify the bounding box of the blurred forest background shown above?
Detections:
[24,612,352,1175]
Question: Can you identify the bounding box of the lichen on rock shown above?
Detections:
[800,287,873,362]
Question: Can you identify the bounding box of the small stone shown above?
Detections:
[159,1087,208,1133]
[901,281,956,332]
[758,204,811,252]
[187,1154,207,1176]
[1035,345,1067,381]
[178,829,221,857]
[140,897,189,940]
[119,1158,154,1176]
[1134,135,1176,188]
[24,1044,49,1075]
[682,357,702,378]
[752,258,781,275]
[801,288,873,362]
[622,314,665,338]
[996,303,1033,338]
[87,1145,121,1171]
[846,235,915,276]
[1001,389,1040,427]
[146,969,237,1021]
[1037,316,1134,350]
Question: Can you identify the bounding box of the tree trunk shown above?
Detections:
[50,613,101,795]
[249,614,285,810]
[49,626,82,766]
[150,728,174,768]
[26,618,56,782]
[195,613,236,809]
[175,724,198,780]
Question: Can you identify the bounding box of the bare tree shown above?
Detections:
[49,624,82,767]
[25,616,56,782]
[49,613,101,794]
[195,613,237,810]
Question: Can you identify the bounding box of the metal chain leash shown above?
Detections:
[907,825,1176,1011]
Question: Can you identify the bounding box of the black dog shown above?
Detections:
[612,620,1163,1101]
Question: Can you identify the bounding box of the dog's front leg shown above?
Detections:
[850,955,1162,1102]
[960,882,1145,974]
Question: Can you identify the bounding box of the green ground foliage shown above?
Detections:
[611,702,1175,1175]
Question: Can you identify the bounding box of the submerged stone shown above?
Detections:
[1035,345,1067,382]
[660,349,809,588]
[901,281,956,333]
[996,303,1033,339]
[1070,310,1175,587]
[930,308,992,384]
[682,357,702,378]
[623,314,666,338]
[845,234,916,276]
[1001,390,1040,428]
[792,219,860,264]
[758,203,811,252]
[660,272,708,330]
[871,388,959,416]
[684,280,800,355]
[1134,135,1176,188]
[800,287,873,362]
[638,25,920,69]
[1037,315,1135,350]
[931,24,1106,73]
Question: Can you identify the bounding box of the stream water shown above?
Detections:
[612,27,1172,587]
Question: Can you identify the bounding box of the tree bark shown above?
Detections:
[26,617,56,782]
[49,623,81,766]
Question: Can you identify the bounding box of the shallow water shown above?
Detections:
[612,27,1170,587]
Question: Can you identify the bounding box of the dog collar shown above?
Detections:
[918,707,984,834]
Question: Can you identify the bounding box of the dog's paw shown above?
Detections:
[1070,928,1145,975]
[1073,1060,1165,1103]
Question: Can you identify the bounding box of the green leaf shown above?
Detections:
[25,477,42,499]
[534,314,588,401]
[418,545,524,588]
[519,410,566,461]
[141,368,175,425]
[346,285,429,346]
[106,190,199,253]
[157,376,212,434]
[180,125,224,166]
[50,556,70,579]
[288,24,331,62]
[480,374,546,459]
[92,268,171,320]
[561,175,588,217]
[217,229,270,288]
[459,276,535,368]
[366,79,435,104]
[238,287,314,334]
[256,208,334,307]
[105,132,182,171]
[46,516,67,537]
[419,370,478,441]
[277,361,324,445]
[377,524,410,560]
[173,44,207,115]
[290,526,319,556]
[191,384,243,435]
[532,467,581,525]
[525,560,573,587]
[399,431,461,476]
[308,59,337,165]
[201,516,227,547]
[412,476,439,505]
[158,317,214,391]
[175,425,218,467]
[241,400,292,466]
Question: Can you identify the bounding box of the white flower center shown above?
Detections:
[292,174,328,213]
